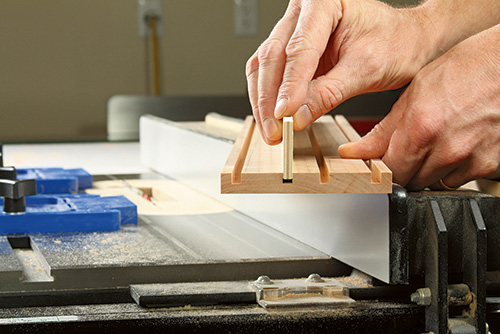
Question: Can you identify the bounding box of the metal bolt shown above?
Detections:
[255,275,273,285]
[306,273,325,283]
[410,287,432,306]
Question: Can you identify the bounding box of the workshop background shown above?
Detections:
[0,0,416,142]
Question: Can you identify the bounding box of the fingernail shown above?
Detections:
[338,142,358,158]
[293,105,313,129]
[274,99,288,118]
[338,142,352,152]
[263,118,280,141]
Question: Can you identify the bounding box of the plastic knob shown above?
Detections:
[0,179,37,213]
[0,166,17,180]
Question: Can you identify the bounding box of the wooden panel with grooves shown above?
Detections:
[220,115,392,194]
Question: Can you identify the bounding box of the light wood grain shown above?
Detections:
[283,117,293,181]
[221,115,392,194]
[89,179,233,215]
[476,179,500,197]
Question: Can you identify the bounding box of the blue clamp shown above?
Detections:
[16,168,93,194]
[0,194,137,234]
[0,164,137,234]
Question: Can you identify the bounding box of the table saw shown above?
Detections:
[0,115,499,334]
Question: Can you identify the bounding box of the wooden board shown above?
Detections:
[88,179,233,215]
[221,115,392,194]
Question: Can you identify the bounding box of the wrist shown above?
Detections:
[402,4,444,64]
[404,0,500,62]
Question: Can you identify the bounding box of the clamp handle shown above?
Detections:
[0,166,17,180]
[0,179,37,213]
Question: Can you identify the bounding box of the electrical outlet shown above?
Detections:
[138,0,163,38]
[234,0,259,37]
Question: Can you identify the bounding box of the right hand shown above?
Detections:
[338,24,500,190]
[246,0,437,145]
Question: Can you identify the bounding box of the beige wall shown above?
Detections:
[0,0,417,142]
[0,0,288,141]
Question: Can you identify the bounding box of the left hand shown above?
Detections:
[338,24,500,191]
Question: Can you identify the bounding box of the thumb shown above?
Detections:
[293,64,355,130]
[338,96,406,159]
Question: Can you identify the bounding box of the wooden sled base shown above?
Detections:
[221,115,392,194]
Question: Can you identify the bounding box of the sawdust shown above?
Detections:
[29,222,190,269]
[271,292,329,300]
[336,276,372,288]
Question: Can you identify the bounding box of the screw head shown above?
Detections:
[255,275,273,285]
[306,273,325,283]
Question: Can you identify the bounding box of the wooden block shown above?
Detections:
[283,117,293,181]
[220,115,392,194]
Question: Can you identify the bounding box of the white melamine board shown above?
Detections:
[140,115,390,282]
[4,142,147,175]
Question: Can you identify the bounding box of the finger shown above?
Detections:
[406,157,460,191]
[256,5,301,143]
[438,156,500,189]
[404,134,464,190]
[405,137,500,191]
[334,93,406,160]
[276,0,343,120]
[337,105,405,160]
[426,165,468,191]
[248,51,281,144]
[382,109,435,188]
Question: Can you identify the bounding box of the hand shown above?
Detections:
[246,0,435,145]
[338,25,500,190]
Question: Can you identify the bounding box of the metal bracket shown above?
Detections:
[251,274,355,309]
[130,274,355,309]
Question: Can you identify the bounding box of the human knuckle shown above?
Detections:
[285,34,320,59]
[476,159,498,177]
[251,105,262,121]
[407,110,440,148]
[372,122,387,136]
[445,145,469,165]
[285,0,302,17]
[245,56,258,77]
[361,51,384,77]
[318,82,344,111]
[278,78,304,97]
[257,91,274,102]
[258,39,285,63]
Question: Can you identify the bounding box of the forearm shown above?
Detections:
[407,0,500,61]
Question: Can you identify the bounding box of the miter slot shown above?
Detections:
[231,119,255,184]
[7,236,54,282]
